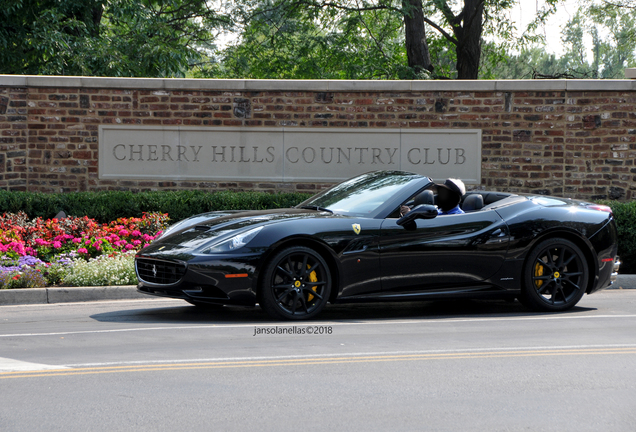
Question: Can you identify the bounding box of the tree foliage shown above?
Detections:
[493,1,636,79]
[199,0,559,80]
[0,0,229,77]
[200,0,414,79]
[2,0,632,80]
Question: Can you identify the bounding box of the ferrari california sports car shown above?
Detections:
[135,170,619,320]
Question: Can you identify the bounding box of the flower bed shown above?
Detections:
[0,212,168,289]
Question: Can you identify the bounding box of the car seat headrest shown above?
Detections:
[462,194,484,212]
[413,190,435,206]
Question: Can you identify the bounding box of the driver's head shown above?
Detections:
[436,178,466,212]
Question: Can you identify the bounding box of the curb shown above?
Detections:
[611,275,636,290]
[1,276,635,306]
[0,285,145,305]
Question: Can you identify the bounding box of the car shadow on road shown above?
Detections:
[89,298,597,324]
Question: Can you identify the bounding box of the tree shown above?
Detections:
[587,1,636,77]
[485,0,636,80]
[203,1,414,79]
[403,0,434,74]
[428,0,484,79]
[203,0,560,80]
[0,0,229,77]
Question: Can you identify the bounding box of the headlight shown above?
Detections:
[204,226,264,253]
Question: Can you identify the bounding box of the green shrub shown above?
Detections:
[0,190,312,223]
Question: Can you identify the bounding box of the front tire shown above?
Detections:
[259,246,332,320]
[519,238,589,312]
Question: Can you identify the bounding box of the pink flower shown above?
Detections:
[85,239,92,246]
[9,241,26,255]
[143,234,154,242]
[73,238,82,243]
[125,244,134,250]
[119,229,129,236]
[52,241,62,249]
[132,240,141,246]
[78,248,88,254]
[131,230,141,237]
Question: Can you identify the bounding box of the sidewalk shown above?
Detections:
[1,275,635,306]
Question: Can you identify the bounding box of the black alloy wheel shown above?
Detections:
[520,238,589,312]
[259,246,332,320]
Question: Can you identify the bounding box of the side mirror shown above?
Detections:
[396,204,438,228]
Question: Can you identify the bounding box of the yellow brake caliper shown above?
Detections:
[534,262,544,288]
[307,265,318,301]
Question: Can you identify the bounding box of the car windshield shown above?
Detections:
[298,171,422,217]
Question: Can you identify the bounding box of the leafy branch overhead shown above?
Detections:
[0,0,634,79]
[213,0,538,80]
[0,0,230,77]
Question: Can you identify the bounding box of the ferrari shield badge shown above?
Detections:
[352,223,361,235]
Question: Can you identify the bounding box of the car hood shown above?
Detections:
[139,208,337,258]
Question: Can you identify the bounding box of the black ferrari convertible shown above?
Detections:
[135,170,619,320]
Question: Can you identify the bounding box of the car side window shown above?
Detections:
[386,188,436,219]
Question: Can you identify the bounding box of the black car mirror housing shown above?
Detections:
[396,204,438,227]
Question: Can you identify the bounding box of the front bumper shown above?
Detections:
[135,253,261,306]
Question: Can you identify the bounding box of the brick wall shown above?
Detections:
[1,76,635,200]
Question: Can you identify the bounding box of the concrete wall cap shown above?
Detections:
[246,79,329,91]
[325,80,412,91]
[411,80,496,91]
[165,78,247,90]
[27,75,82,88]
[0,75,28,87]
[566,79,635,91]
[80,76,165,89]
[2,75,636,92]
[495,80,566,91]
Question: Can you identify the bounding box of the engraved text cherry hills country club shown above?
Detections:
[99,126,481,183]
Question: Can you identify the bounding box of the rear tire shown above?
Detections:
[259,246,332,320]
[519,238,589,312]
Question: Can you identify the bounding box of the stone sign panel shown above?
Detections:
[98,126,482,183]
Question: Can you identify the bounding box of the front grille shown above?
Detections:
[136,258,186,285]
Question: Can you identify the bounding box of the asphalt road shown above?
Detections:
[1,291,635,432]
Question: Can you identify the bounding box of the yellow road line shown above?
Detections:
[2,347,636,379]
